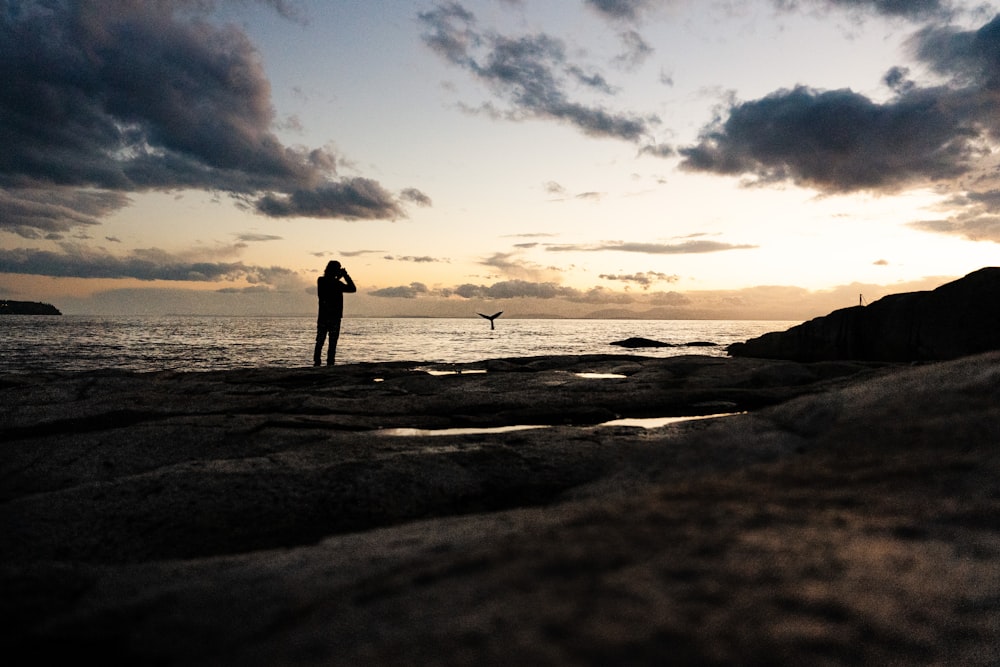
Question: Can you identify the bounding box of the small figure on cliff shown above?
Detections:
[478,311,503,330]
[314,260,356,366]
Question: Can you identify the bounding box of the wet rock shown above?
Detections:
[729,266,1000,361]
[2,353,998,665]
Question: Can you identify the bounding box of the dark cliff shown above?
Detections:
[728,267,1000,361]
[0,300,62,315]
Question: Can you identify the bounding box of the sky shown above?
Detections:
[2,0,1000,319]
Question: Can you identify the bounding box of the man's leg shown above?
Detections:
[314,324,328,366]
[326,319,342,366]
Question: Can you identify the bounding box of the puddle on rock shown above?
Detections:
[598,413,741,428]
[417,368,488,376]
[375,413,740,436]
[376,424,547,437]
[574,372,628,379]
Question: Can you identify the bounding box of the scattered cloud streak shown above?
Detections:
[371,278,637,304]
[544,240,758,254]
[583,0,662,22]
[384,255,450,263]
[236,233,283,242]
[599,271,680,289]
[0,244,301,287]
[419,2,662,147]
[0,189,130,239]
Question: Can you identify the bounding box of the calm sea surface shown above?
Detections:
[0,316,798,374]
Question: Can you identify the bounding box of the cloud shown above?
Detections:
[0,189,130,238]
[369,282,430,298]
[418,3,659,145]
[0,244,300,285]
[369,280,633,304]
[599,271,680,289]
[680,14,1000,198]
[772,0,954,20]
[583,0,952,24]
[583,0,660,22]
[337,249,386,257]
[639,143,675,158]
[544,240,758,253]
[478,250,566,282]
[614,30,654,70]
[0,0,425,234]
[680,85,979,193]
[909,213,1000,242]
[384,255,450,263]
[452,279,581,300]
[236,233,283,242]
[401,188,434,206]
[255,178,411,219]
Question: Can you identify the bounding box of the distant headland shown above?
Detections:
[0,300,62,315]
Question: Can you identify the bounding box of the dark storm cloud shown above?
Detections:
[545,240,757,253]
[680,12,1000,206]
[678,10,1000,198]
[0,245,296,283]
[0,0,424,234]
[419,3,657,144]
[773,0,953,19]
[0,189,130,238]
[255,179,409,219]
[913,16,1000,95]
[679,84,980,192]
[585,0,951,23]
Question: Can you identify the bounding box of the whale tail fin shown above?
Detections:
[477,311,503,329]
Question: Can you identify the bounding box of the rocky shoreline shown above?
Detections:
[2,352,999,664]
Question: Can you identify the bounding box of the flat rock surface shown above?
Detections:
[2,353,998,665]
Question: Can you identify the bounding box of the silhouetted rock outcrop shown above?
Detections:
[0,300,61,315]
[728,267,1000,361]
[611,337,718,348]
[611,337,672,348]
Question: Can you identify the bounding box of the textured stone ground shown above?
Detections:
[2,353,998,665]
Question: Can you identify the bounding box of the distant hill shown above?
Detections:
[0,300,62,315]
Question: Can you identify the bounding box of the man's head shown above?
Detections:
[325,260,342,276]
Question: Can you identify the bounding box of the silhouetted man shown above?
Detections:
[314,260,356,366]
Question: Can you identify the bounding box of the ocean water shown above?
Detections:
[0,316,797,374]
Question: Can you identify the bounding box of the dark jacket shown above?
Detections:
[317,273,356,322]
